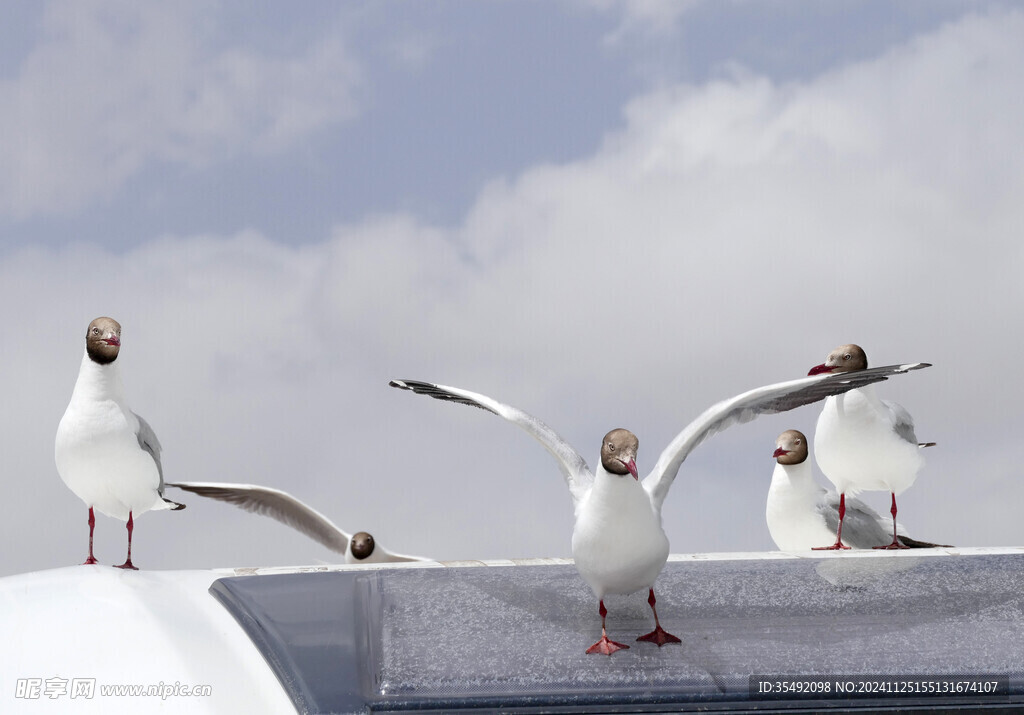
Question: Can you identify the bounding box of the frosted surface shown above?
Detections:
[211,552,1024,712]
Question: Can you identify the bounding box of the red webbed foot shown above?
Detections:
[637,625,681,646]
[873,539,910,550]
[586,635,630,655]
[812,541,850,550]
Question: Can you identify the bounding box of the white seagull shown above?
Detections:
[167,482,429,564]
[768,429,947,551]
[390,363,928,655]
[55,317,184,569]
[808,344,935,550]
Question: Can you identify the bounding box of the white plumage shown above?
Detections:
[808,344,933,549]
[390,362,927,654]
[167,481,429,564]
[766,429,935,551]
[55,317,182,569]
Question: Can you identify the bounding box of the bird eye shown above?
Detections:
[608,443,615,451]
[844,353,852,360]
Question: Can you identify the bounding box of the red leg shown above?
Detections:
[586,600,629,655]
[873,492,909,550]
[114,512,138,570]
[83,507,98,565]
[636,588,681,646]
[813,493,851,550]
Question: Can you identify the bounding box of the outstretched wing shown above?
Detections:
[643,363,931,510]
[389,379,593,507]
[168,482,351,555]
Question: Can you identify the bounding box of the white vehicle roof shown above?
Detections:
[3,548,1023,713]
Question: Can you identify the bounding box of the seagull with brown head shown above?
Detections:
[768,429,947,550]
[808,344,935,550]
[166,481,428,564]
[390,358,929,655]
[55,317,185,570]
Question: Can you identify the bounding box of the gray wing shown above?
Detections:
[133,412,164,491]
[643,363,931,511]
[168,482,351,554]
[819,493,893,549]
[884,399,919,444]
[389,380,593,508]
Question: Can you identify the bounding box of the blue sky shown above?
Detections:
[0,0,1021,575]
[2,1,988,244]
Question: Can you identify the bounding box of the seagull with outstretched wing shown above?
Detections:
[168,482,429,564]
[390,360,929,655]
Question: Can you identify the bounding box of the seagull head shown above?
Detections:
[773,429,808,466]
[600,428,639,480]
[349,531,376,560]
[808,343,867,375]
[85,316,122,365]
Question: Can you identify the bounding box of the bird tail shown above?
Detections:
[918,442,937,448]
[159,497,186,510]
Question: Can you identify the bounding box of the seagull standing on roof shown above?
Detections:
[808,344,935,550]
[768,430,947,551]
[55,317,184,569]
[390,361,927,655]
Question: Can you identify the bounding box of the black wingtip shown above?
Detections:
[898,536,952,548]
[389,379,411,390]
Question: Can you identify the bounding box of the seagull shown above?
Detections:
[55,317,184,570]
[167,482,429,564]
[768,430,947,550]
[808,344,935,550]
[390,363,928,655]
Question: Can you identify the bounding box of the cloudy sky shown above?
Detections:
[1,0,1021,577]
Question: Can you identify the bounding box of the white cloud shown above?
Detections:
[0,0,360,219]
[2,8,1023,575]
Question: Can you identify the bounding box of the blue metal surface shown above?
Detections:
[210,552,1024,713]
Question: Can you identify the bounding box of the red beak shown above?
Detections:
[772,447,788,458]
[625,459,638,481]
[807,363,833,376]
[103,336,121,347]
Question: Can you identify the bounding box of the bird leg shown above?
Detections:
[636,588,681,646]
[586,600,629,655]
[813,493,851,550]
[114,511,138,570]
[83,507,98,565]
[873,492,909,549]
